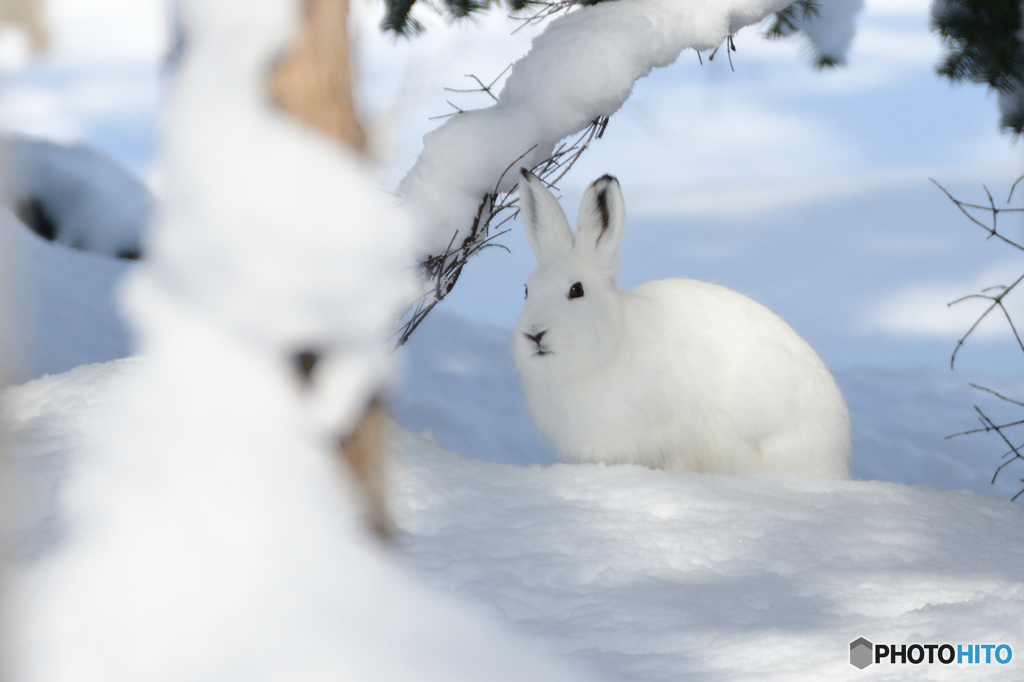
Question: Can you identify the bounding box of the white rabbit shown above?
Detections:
[512,169,850,478]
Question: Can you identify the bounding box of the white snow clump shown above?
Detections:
[399,0,863,258]
[0,135,153,259]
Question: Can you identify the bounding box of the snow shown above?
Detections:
[139,0,420,432]
[0,0,166,177]
[777,0,865,66]
[0,208,131,384]
[0,134,153,257]
[4,323,1024,680]
[399,0,863,257]
[393,429,1024,681]
[3,357,583,682]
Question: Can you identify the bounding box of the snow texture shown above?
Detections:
[0,135,152,258]
[393,428,1024,681]
[398,0,862,258]
[2,357,582,682]
[4,346,1023,682]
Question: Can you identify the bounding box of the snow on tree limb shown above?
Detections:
[767,0,864,67]
[399,0,861,258]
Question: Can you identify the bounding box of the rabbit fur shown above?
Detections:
[512,169,850,478]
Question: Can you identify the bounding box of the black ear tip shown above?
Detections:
[596,173,618,185]
[520,167,531,179]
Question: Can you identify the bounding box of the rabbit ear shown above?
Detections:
[575,175,625,274]
[518,169,573,262]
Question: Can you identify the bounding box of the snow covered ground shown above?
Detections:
[393,429,1024,681]
[5,316,1024,680]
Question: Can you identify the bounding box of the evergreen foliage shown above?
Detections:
[763,0,820,40]
[932,0,1024,134]
[381,0,611,37]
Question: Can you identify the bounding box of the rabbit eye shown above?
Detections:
[524,284,528,299]
[568,282,584,299]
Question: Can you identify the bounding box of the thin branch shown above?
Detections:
[969,383,1024,408]
[510,0,578,34]
[973,407,1024,487]
[393,116,610,345]
[443,65,513,102]
[940,175,1024,502]
[930,178,1024,253]
[427,100,466,120]
[1009,175,1024,203]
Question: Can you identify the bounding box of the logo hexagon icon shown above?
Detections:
[850,638,873,669]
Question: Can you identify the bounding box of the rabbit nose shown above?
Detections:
[526,330,546,347]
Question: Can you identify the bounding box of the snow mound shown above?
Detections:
[392,427,1024,681]
[0,135,153,259]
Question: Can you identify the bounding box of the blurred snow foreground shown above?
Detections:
[1,0,583,680]
[0,135,152,260]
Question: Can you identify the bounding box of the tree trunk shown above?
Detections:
[271,0,390,539]
[271,0,366,151]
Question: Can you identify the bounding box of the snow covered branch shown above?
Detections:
[396,0,862,339]
[395,115,608,344]
[764,0,864,68]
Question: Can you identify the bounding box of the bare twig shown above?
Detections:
[707,34,737,72]
[948,272,1024,368]
[393,116,610,345]
[430,65,514,119]
[936,177,1024,369]
[427,100,467,120]
[940,175,1024,502]
[443,65,512,101]
[930,178,1024,254]
[969,383,1024,408]
[510,0,579,33]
